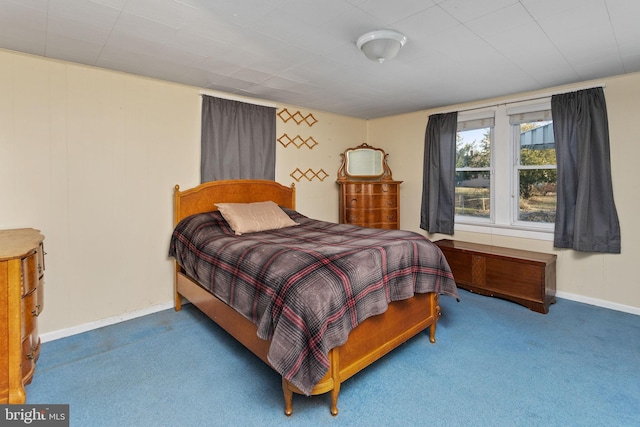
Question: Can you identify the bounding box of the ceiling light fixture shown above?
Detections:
[356,30,407,63]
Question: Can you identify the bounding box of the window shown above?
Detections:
[509,108,556,227]
[454,100,556,238]
[455,121,493,220]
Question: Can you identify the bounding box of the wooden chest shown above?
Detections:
[1,228,45,403]
[338,181,402,229]
[435,239,556,313]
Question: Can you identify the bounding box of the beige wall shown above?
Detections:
[368,73,640,314]
[275,103,366,222]
[1,47,638,339]
[1,49,198,336]
[0,49,365,337]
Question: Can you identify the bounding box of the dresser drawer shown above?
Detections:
[21,252,38,296]
[346,194,398,209]
[20,334,36,383]
[345,208,398,224]
[36,282,44,317]
[343,182,398,196]
[21,284,43,339]
[37,243,45,278]
[21,290,38,339]
[373,183,398,194]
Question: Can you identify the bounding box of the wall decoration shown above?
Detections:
[278,108,318,127]
[290,168,329,182]
[278,133,319,149]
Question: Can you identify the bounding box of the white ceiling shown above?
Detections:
[1,0,639,119]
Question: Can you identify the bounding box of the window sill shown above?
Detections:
[454,222,554,241]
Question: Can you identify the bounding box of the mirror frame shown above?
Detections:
[337,143,393,181]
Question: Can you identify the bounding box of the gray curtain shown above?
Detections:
[201,95,276,182]
[551,87,621,253]
[420,112,458,234]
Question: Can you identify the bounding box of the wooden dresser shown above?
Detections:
[1,228,45,404]
[337,143,401,229]
[338,181,402,229]
[435,239,556,313]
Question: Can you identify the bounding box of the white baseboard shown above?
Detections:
[556,291,640,316]
[40,302,177,343]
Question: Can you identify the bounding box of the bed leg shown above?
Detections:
[174,279,182,311]
[429,294,442,344]
[328,348,340,416]
[282,378,293,416]
[174,263,182,312]
[330,384,340,416]
[174,292,182,312]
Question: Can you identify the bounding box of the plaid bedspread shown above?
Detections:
[169,209,457,395]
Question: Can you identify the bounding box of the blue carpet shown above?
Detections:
[26,290,640,426]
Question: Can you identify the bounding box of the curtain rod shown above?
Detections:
[199,90,277,108]
[441,82,606,115]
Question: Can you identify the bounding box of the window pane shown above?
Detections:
[521,147,556,166]
[519,122,555,166]
[516,120,556,224]
[456,171,490,218]
[518,170,556,223]
[457,128,491,168]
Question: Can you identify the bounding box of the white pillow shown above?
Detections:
[215,201,299,236]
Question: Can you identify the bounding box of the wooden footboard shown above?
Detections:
[282,290,440,415]
[176,269,440,416]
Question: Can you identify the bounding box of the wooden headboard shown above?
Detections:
[174,179,296,226]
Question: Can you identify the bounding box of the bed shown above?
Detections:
[169,179,457,416]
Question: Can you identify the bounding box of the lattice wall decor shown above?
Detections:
[278,108,318,127]
[290,168,329,182]
[278,133,319,149]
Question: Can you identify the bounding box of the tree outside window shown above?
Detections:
[455,127,491,219]
[516,121,556,223]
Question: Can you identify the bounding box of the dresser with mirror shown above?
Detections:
[337,143,402,229]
